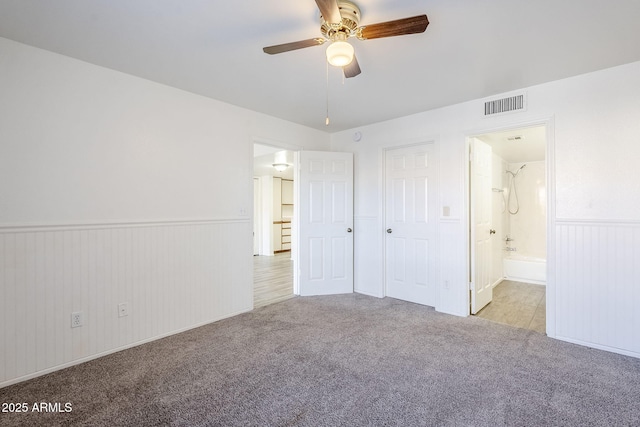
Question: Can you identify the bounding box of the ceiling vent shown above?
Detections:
[483,93,526,117]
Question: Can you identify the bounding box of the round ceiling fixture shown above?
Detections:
[326,39,354,67]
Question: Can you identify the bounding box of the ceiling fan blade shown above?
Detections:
[315,0,342,25]
[359,15,429,40]
[343,54,361,78]
[263,38,326,55]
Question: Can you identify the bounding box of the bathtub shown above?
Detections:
[503,255,546,285]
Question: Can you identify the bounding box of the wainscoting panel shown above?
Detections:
[555,220,640,356]
[0,220,252,387]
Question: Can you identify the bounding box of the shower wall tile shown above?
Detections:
[508,161,546,258]
[491,153,508,284]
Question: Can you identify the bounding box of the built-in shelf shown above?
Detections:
[273,178,293,253]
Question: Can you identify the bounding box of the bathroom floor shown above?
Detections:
[475,280,546,334]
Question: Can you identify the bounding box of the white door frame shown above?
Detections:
[463,117,556,337]
[253,177,260,255]
[382,140,440,304]
[252,138,302,295]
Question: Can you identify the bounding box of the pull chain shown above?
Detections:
[325,60,330,126]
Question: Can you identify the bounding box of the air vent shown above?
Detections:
[484,94,525,116]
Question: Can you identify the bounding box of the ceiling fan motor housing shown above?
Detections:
[320,0,361,40]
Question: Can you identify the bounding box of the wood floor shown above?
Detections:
[475,280,546,334]
[253,257,545,335]
[253,252,294,308]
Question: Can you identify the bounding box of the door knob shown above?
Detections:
[386,228,392,233]
[347,228,352,233]
[489,229,496,235]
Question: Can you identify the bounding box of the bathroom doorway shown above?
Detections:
[469,124,547,333]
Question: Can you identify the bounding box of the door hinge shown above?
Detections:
[469,281,474,291]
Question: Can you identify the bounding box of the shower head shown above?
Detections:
[506,164,526,177]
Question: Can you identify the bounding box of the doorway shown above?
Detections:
[252,144,356,306]
[468,125,547,333]
[253,143,295,308]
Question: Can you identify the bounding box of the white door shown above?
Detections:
[470,138,493,314]
[298,151,354,296]
[253,178,259,255]
[385,144,437,306]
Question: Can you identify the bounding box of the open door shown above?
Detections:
[298,151,354,295]
[470,138,494,314]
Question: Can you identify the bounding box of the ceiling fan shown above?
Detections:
[263,0,429,78]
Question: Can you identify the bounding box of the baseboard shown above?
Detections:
[504,276,546,286]
[555,335,640,360]
[0,307,252,389]
[355,289,384,298]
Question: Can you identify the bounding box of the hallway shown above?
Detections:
[253,252,294,308]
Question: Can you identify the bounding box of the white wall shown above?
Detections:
[331,60,640,358]
[0,37,330,387]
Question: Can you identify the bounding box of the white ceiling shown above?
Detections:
[477,125,546,164]
[1,0,639,132]
[254,144,294,179]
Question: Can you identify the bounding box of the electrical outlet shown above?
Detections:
[118,303,128,318]
[71,312,83,328]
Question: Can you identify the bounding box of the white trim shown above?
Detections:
[555,336,640,360]
[252,136,303,153]
[555,218,640,226]
[545,117,557,338]
[292,151,300,295]
[0,307,252,389]
[0,218,249,233]
[253,177,262,256]
[354,289,384,298]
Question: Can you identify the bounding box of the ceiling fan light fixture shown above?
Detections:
[326,40,354,67]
